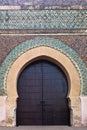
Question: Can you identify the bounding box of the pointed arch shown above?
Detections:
[0,36,86,126]
[0,36,86,96]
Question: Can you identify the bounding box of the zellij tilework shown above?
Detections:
[0,36,87,96]
[0,10,87,29]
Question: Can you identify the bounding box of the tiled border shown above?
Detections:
[0,36,87,95]
[0,10,87,29]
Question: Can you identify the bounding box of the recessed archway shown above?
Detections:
[17,59,70,126]
[6,46,81,126]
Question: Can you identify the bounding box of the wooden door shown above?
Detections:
[17,60,70,126]
[42,61,70,125]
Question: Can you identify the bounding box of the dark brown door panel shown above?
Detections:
[17,60,70,126]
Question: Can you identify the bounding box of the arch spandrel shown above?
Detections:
[0,36,86,96]
[6,46,81,126]
[6,46,80,99]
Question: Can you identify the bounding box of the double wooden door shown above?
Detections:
[17,60,70,125]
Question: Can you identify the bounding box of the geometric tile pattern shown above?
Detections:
[0,0,87,7]
[0,10,87,29]
[0,36,87,95]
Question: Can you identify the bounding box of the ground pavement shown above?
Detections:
[0,126,87,130]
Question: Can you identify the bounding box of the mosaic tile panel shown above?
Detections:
[0,0,87,7]
[0,36,87,96]
[0,10,87,29]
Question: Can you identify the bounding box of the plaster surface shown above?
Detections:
[0,96,6,126]
[81,96,87,126]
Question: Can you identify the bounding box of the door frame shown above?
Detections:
[6,46,81,126]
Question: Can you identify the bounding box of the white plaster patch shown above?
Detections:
[0,96,7,126]
[81,96,87,126]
